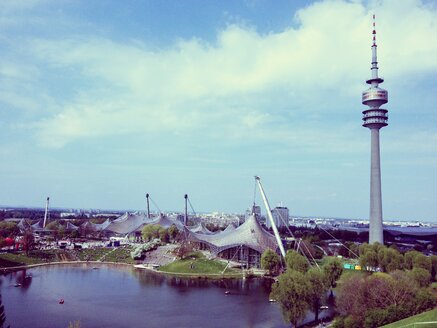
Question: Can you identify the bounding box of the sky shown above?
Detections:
[0,0,436,221]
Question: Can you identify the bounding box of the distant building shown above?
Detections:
[269,206,289,229]
[246,204,263,224]
[252,205,261,217]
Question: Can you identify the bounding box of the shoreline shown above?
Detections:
[1,260,133,273]
[1,261,257,279]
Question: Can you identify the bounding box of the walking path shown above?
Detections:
[142,245,177,267]
[98,248,117,262]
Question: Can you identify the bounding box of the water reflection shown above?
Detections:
[0,293,8,328]
[131,268,275,296]
[131,268,166,287]
[1,264,289,328]
[15,270,32,291]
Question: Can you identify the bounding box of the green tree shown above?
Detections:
[300,239,324,260]
[45,221,60,230]
[347,242,359,259]
[359,242,386,269]
[270,270,311,327]
[90,217,107,224]
[336,274,366,319]
[431,255,437,281]
[323,257,343,289]
[22,230,35,256]
[412,287,437,314]
[360,249,378,268]
[307,268,327,321]
[142,224,162,241]
[0,221,19,238]
[168,225,179,242]
[404,250,421,270]
[58,225,66,239]
[364,273,396,310]
[412,253,432,272]
[376,247,403,272]
[46,221,63,240]
[285,250,309,273]
[261,248,281,276]
[388,270,418,308]
[336,269,426,327]
[158,227,169,243]
[384,247,404,272]
[408,268,431,288]
[175,241,194,259]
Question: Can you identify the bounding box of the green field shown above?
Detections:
[159,252,241,277]
[76,248,111,261]
[381,309,437,328]
[102,247,135,264]
[0,250,60,267]
[0,246,134,268]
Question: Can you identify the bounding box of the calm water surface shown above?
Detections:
[1,263,289,328]
[1,264,332,327]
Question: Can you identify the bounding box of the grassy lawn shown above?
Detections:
[103,247,134,264]
[159,252,240,276]
[0,250,59,267]
[381,309,437,328]
[0,247,135,267]
[76,248,111,261]
[75,246,134,263]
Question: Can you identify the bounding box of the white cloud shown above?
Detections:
[5,0,436,152]
[0,0,49,12]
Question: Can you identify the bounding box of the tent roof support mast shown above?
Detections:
[255,176,286,259]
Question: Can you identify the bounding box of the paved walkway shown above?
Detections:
[143,245,177,267]
[98,248,117,262]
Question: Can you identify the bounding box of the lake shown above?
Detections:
[0,263,328,328]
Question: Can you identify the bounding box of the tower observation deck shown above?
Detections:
[362,15,388,244]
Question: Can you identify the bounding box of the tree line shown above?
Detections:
[261,242,437,328]
[334,243,437,327]
[262,249,343,327]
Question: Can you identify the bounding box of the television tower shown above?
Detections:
[362,15,388,244]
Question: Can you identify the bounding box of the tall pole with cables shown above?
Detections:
[255,176,286,258]
[42,197,50,228]
[146,193,150,219]
[184,194,188,226]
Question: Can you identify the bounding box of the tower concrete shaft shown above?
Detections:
[362,15,388,244]
[369,129,384,243]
